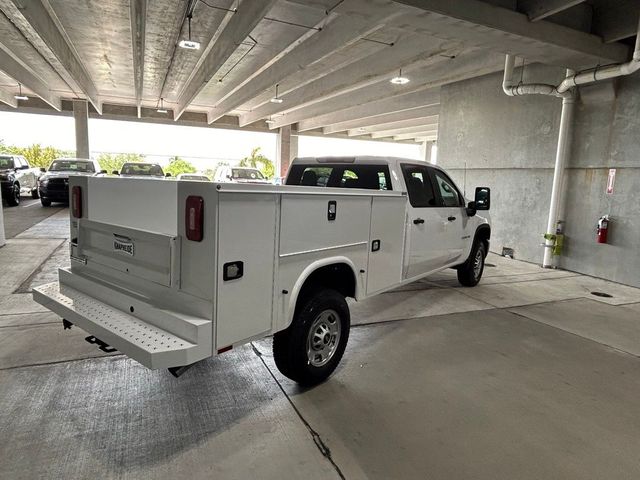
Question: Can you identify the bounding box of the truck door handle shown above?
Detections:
[447,216,457,222]
[413,218,425,225]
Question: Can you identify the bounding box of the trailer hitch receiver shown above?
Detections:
[85,335,118,353]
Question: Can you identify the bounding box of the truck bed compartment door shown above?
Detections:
[215,193,277,349]
[367,196,406,295]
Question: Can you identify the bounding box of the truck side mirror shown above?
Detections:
[165,172,172,177]
[475,187,490,210]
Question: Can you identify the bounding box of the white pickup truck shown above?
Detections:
[33,156,490,385]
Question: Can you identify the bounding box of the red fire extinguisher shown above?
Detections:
[596,215,610,244]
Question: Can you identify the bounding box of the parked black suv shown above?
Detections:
[38,158,105,206]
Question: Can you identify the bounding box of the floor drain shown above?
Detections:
[591,291,613,298]
[485,263,496,267]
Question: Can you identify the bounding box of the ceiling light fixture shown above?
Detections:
[270,84,283,104]
[390,68,410,85]
[179,15,201,50]
[14,83,28,101]
[157,97,168,113]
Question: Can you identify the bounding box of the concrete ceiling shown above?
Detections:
[0,0,637,144]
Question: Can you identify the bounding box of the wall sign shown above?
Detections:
[606,168,616,195]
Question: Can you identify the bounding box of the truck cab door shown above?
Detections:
[401,164,450,279]
[429,169,466,263]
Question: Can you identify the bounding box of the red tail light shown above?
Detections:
[71,186,82,218]
[185,196,204,241]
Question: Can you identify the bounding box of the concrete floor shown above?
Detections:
[2,204,640,479]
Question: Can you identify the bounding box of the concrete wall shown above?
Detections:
[438,64,640,287]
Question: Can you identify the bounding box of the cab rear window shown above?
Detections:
[286,164,392,190]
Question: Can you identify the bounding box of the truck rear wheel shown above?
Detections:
[457,241,486,287]
[273,288,350,386]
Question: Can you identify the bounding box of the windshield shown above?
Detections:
[232,168,264,180]
[121,163,164,176]
[0,157,15,170]
[49,160,95,172]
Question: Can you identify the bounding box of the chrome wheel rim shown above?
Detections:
[473,248,484,279]
[307,309,341,367]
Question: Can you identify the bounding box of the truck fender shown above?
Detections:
[284,256,359,330]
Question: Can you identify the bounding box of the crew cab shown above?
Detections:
[117,162,168,178]
[39,158,105,206]
[33,156,490,385]
[213,166,270,184]
[0,154,41,206]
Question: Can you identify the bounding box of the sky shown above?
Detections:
[0,111,423,171]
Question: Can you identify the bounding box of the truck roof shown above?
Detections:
[291,155,444,171]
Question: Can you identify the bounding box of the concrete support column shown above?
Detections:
[276,125,298,178]
[421,141,435,163]
[73,99,90,159]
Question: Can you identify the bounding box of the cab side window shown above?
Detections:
[433,171,463,207]
[401,164,437,208]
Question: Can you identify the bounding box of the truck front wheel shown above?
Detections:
[457,241,486,287]
[273,288,350,386]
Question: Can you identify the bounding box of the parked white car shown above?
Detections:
[33,156,490,385]
[0,154,41,206]
[213,166,270,184]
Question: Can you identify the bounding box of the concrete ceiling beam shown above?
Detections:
[310,103,440,134]
[593,0,640,43]
[346,114,439,136]
[0,0,101,113]
[269,49,504,130]
[0,86,17,108]
[392,0,629,66]
[238,33,459,126]
[207,6,403,124]
[324,105,440,134]
[518,0,586,21]
[130,0,147,118]
[393,131,437,141]
[174,0,277,120]
[0,45,61,110]
[371,125,438,138]
[412,135,437,143]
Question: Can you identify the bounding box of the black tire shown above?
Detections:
[31,187,39,199]
[273,288,350,386]
[457,241,486,287]
[7,183,20,206]
[40,197,51,207]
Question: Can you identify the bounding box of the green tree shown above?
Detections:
[97,153,145,173]
[164,156,196,177]
[239,147,275,179]
[0,141,72,169]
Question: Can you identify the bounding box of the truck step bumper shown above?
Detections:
[33,282,209,369]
